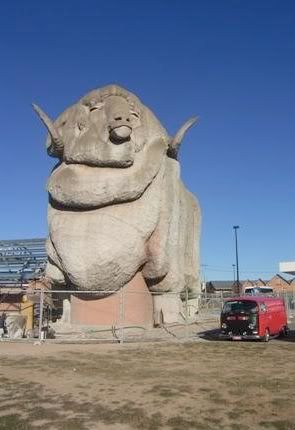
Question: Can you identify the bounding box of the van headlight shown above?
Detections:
[221,323,227,329]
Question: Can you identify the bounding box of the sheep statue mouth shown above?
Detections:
[48,138,166,210]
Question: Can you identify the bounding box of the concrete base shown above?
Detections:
[153,294,182,324]
[70,272,154,327]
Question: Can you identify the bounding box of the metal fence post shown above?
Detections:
[185,287,189,341]
[119,287,124,344]
[38,288,44,342]
[285,292,290,320]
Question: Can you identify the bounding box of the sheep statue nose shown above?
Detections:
[110,124,132,142]
[105,95,133,144]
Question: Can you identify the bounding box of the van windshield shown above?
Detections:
[222,300,258,314]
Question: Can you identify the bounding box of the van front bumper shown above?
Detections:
[219,332,261,341]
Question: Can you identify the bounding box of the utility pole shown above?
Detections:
[232,264,236,294]
[233,226,240,295]
[201,264,208,301]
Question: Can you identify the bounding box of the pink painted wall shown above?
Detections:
[71,272,154,327]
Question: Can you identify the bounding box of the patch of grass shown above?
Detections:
[50,418,86,430]
[207,391,227,404]
[199,387,212,393]
[271,398,292,407]
[228,389,245,396]
[146,383,193,398]
[0,414,30,430]
[203,407,224,415]
[230,424,250,430]
[88,402,164,429]
[259,420,295,430]
[233,376,292,392]
[167,416,215,430]
[145,384,179,397]
[203,416,222,425]
[158,389,179,398]
[227,408,257,419]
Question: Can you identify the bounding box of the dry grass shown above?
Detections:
[0,340,294,429]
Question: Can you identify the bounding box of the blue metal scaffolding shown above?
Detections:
[0,238,47,287]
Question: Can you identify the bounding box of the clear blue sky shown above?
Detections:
[0,0,294,281]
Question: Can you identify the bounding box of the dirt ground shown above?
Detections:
[0,334,295,430]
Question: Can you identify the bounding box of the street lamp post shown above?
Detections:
[233,226,240,295]
[232,264,236,283]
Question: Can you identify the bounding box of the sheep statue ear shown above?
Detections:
[167,116,199,160]
[32,103,64,158]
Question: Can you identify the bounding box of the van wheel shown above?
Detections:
[279,326,289,338]
[262,328,270,342]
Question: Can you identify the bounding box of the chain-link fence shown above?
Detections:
[23,288,204,343]
[196,290,295,323]
[277,291,295,320]
[1,287,294,343]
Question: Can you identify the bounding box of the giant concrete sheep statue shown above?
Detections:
[34,84,201,322]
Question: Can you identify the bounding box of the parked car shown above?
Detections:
[244,286,273,295]
[220,296,288,341]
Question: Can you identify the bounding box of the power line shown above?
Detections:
[204,268,277,274]
[201,264,279,274]
[201,264,278,276]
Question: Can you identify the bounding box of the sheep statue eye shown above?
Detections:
[77,121,87,131]
[89,102,104,112]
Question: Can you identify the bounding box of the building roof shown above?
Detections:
[207,281,234,291]
[269,273,291,283]
[207,274,295,291]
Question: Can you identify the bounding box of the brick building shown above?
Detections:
[206,274,294,295]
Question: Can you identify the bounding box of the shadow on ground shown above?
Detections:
[278,329,295,342]
[197,328,221,341]
[197,328,295,343]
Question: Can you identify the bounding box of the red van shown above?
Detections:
[220,296,288,341]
